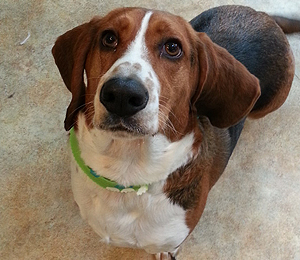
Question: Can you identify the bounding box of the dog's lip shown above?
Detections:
[97,120,147,136]
[108,124,135,133]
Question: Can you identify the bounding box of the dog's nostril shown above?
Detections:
[102,91,115,103]
[129,95,146,107]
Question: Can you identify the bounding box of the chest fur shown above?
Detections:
[71,156,190,254]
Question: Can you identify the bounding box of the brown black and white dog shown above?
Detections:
[52,5,300,259]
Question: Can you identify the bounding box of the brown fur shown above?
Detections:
[164,117,231,231]
[272,15,300,34]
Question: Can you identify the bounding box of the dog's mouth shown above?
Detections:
[96,114,149,138]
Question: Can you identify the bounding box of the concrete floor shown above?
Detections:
[1,0,300,259]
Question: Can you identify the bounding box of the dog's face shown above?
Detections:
[53,8,260,140]
[75,8,200,140]
[89,9,199,139]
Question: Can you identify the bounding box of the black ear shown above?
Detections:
[193,33,261,128]
[52,21,97,130]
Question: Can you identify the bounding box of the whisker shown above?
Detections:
[158,110,184,136]
[66,100,94,123]
[158,102,182,127]
[158,104,177,133]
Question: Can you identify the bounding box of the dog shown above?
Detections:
[52,5,300,259]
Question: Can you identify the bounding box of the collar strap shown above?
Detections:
[69,128,148,195]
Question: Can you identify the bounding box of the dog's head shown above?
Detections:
[52,8,260,140]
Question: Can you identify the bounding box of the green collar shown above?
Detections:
[69,127,148,195]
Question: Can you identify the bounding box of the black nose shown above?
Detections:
[100,77,149,117]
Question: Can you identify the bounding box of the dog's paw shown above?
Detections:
[154,252,176,260]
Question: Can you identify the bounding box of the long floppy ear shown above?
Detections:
[193,32,261,128]
[52,22,96,131]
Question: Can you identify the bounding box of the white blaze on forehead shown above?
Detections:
[126,11,153,59]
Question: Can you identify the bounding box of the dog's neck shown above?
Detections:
[75,113,196,187]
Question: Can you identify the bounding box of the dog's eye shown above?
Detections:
[163,41,182,58]
[102,31,118,49]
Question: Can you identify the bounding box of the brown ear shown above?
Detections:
[193,32,261,128]
[52,22,96,131]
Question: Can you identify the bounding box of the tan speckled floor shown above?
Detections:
[1,0,300,259]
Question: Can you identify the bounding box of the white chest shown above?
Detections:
[71,157,190,254]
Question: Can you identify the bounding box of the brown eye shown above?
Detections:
[163,41,182,58]
[102,31,118,49]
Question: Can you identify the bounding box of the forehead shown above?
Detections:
[95,8,194,41]
[148,11,193,39]
[96,8,146,33]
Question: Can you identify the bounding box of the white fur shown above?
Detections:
[71,115,193,254]
[72,12,194,255]
[94,11,160,135]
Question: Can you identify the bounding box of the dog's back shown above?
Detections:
[191,5,297,119]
